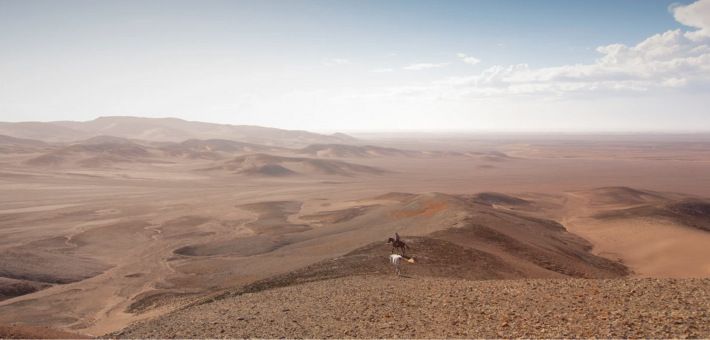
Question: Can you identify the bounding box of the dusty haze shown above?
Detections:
[1,117,710,338]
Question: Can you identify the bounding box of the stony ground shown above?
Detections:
[0,324,94,339]
[113,275,710,339]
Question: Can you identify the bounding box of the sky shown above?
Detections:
[1,0,709,132]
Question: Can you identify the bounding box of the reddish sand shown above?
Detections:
[1,124,710,336]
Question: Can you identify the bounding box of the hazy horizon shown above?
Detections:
[2,0,710,132]
[7,114,710,135]
[3,4,710,333]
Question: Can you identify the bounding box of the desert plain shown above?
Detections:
[1,117,710,338]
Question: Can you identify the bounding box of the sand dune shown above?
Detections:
[0,249,111,285]
[294,144,510,160]
[298,206,369,224]
[358,192,418,203]
[200,153,387,177]
[51,116,357,145]
[565,217,710,278]
[248,192,625,280]
[75,155,136,167]
[235,201,311,236]
[160,149,222,160]
[0,278,52,302]
[158,139,291,161]
[64,143,152,158]
[415,150,511,160]
[562,187,710,279]
[113,190,628,329]
[594,198,710,232]
[182,151,224,160]
[463,151,511,161]
[237,164,299,177]
[21,153,67,166]
[22,142,158,167]
[224,220,625,286]
[174,236,281,257]
[173,139,285,153]
[76,135,137,145]
[57,118,198,141]
[466,192,534,208]
[298,144,410,158]
[330,132,358,142]
[4,117,360,147]
[0,134,46,145]
[2,127,710,337]
[0,122,91,142]
[570,186,671,206]
[0,134,57,156]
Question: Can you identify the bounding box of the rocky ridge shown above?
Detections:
[112,275,710,339]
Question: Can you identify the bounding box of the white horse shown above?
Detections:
[390,254,414,276]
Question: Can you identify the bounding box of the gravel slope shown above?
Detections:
[113,275,710,339]
[0,324,94,339]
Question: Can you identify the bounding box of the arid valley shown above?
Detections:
[2,117,710,338]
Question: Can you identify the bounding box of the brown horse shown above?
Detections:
[387,238,409,255]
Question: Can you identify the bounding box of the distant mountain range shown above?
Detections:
[0,116,512,173]
[0,116,356,146]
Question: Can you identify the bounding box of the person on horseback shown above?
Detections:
[387,233,408,255]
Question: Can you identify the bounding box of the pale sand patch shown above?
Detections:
[565,217,710,278]
[76,219,121,228]
[0,204,81,214]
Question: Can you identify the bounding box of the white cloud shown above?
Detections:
[355,0,710,101]
[403,62,450,70]
[457,53,481,65]
[261,0,710,132]
[671,0,710,40]
[324,58,350,66]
